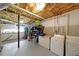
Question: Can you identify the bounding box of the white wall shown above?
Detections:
[68,9,79,36]
[41,17,57,35]
[66,9,79,56]
[42,9,79,36]
[41,9,79,56]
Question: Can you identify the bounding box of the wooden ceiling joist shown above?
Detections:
[36,3,79,19]
[7,4,44,20]
[1,3,79,22]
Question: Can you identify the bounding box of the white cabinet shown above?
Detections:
[39,35,51,49]
[51,35,64,56]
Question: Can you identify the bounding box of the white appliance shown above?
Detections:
[51,35,65,56]
[66,36,79,56]
[39,35,51,49]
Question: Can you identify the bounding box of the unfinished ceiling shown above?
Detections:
[0,3,41,24]
[0,10,33,24]
[6,4,44,20]
[0,3,79,24]
[15,3,79,19]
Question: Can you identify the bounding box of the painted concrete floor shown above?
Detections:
[0,40,57,56]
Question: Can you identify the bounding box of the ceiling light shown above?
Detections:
[35,3,45,11]
[33,3,46,13]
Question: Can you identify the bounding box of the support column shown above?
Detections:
[18,14,20,48]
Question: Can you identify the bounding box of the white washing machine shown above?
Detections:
[51,35,65,56]
[66,36,79,56]
[39,35,51,49]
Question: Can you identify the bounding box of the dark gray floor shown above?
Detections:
[0,40,57,56]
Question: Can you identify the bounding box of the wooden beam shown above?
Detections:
[7,4,44,20]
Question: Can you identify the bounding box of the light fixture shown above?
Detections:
[35,3,45,11]
[33,3,46,13]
